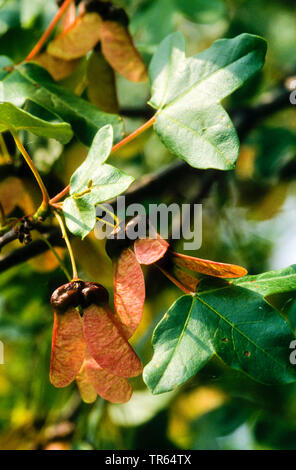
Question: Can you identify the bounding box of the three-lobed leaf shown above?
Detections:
[63,125,134,238]
[148,32,267,170]
[144,271,296,394]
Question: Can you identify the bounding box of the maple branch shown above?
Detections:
[0,81,292,272]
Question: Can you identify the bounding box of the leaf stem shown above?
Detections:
[111,115,156,154]
[50,185,71,204]
[54,210,78,280]
[11,130,50,216]
[49,115,157,205]
[25,0,74,62]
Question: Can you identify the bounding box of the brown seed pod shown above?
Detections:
[50,281,84,312]
[81,282,109,307]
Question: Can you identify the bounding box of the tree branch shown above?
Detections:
[0,82,292,273]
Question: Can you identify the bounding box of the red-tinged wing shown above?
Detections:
[113,248,145,339]
[134,237,169,265]
[83,303,143,378]
[84,350,132,403]
[157,265,197,295]
[173,266,199,292]
[171,252,248,278]
[50,307,86,388]
[76,361,97,404]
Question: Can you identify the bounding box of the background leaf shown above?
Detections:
[0,102,73,143]
[2,63,124,146]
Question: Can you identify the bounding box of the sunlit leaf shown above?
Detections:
[101,20,148,82]
[50,307,86,388]
[48,13,102,60]
[70,124,114,195]
[113,248,145,339]
[83,303,143,377]
[63,196,96,239]
[149,33,267,170]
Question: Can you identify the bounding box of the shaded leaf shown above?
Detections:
[50,307,86,388]
[101,20,148,82]
[87,50,119,114]
[149,33,267,170]
[0,102,73,143]
[113,248,145,339]
[171,251,248,279]
[48,13,102,60]
[2,63,124,145]
[63,196,96,239]
[83,303,143,377]
[144,282,296,394]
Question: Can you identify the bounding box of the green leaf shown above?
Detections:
[63,196,96,239]
[233,265,296,297]
[70,125,114,195]
[2,62,124,146]
[148,33,267,170]
[0,102,73,143]
[144,280,296,394]
[65,124,134,238]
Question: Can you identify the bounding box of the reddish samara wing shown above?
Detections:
[113,248,145,339]
[84,350,132,403]
[50,306,86,387]
[76,360,97,404]
[83,303,143,378]
[100,20,148,82]
[171,252,248,278]
[134,236,169,265]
